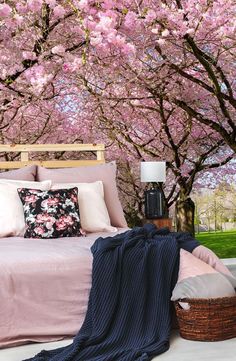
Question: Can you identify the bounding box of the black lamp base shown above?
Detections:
[144,188,167,219]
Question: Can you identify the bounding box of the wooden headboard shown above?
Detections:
[0,144,105,169]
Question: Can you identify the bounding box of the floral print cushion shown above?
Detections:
[17,187,84,238]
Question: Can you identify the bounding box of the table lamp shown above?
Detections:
[140,161,167,219]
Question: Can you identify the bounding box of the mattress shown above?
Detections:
[0,229,128,348]
[1,256,236,361]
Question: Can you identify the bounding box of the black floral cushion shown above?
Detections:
[17,187,84,238]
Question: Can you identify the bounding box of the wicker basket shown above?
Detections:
[174,296,236,341]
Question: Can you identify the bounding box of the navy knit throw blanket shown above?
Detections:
[24,224,199,361]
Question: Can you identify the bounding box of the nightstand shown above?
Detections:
[146,218,173,230]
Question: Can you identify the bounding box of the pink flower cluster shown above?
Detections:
[0,4,12,18]
[56,215,74,230]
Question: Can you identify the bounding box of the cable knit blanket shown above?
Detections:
[24,224,199,361]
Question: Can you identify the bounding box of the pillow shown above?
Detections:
[36,162,127,228]
[51,181,117,233]
[0,180,51,237]
[17,187,84,239]
[192,245,234,277]
[171,249,236,302]
[0,165,36,181]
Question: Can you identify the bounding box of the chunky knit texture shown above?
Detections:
[24,225,199,361]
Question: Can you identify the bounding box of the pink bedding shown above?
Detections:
[0,229,128,348]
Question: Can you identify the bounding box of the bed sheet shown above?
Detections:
[0,228,128,348]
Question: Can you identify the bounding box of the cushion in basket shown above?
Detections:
[0,165,36,181]
[36,162,127,228]
[17,187,84,239]
[193,245,234,277]
[51,181,117,233]
[171,249,236,302]
[0,179,51,237]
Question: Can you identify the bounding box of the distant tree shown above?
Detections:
[193,183,236,232]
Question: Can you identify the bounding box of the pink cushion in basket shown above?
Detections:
[36,162,127,228]
[171,249,236,302]
[0,165,36,181]
[192,245,233,276]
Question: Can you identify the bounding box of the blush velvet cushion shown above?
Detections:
[192,244,233,277]
[17,187,83,239]
[36,162,127,228]
[51,181,117,233]
[0,179,51,237]
[0,165,36,181]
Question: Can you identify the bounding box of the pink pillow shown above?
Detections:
[192,245,233,277]
[0,165,36,181]
[36,162,127,228]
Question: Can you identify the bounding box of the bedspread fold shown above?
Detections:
[25,224,199,361]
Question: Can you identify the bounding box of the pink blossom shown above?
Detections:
[55,216,74,230]
[71,193,78,203]
[34,226,45,235]
[156,38,166,45]
[14,14,24,26]
[101,0,114,10]
[24,195,37,203]
[36,213,55,223]
[161,29,170,37]
[95,16,114,33]
[151,28,159,34]
[186,28,195,35]
[124,11,137,29]
[41,198,59,207]
[53,5,66,18]
[56,221,67,231]
[145,10,156,23]
[45,221,54,230]
[27,0,43,12]
[26,189,41,194]
[122,43,136,55]
[106,29,117,43]
[72,25,85,35]
[90,32,103,46]
[63,63,71,72]
[114,35,126,47]
[51,45,66,55]
[78,0,89,10]
[45,0,56,8]
[16,3,28,14]
[0,4,12,18]
[22,51,37,60]
[61,215,74,225]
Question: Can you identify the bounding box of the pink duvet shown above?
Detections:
[0,229,127,348]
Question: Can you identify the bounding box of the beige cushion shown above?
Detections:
[36,162,127,228]
[51,182,117,233]
[0,179,51,237]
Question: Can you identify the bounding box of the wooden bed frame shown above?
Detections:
[0,143,105,169]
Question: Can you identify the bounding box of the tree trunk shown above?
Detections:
[175,197,195,236]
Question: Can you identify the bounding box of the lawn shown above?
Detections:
[196,230,236,259]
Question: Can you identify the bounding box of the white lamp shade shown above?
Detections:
[140,161,166,182]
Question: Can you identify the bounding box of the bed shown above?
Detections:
[0,144,235,360]
[0,144,128,349]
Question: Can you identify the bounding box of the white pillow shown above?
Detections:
[51,181,117,233]
[0,179,52,237]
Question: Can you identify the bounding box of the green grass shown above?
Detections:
[195,230,236,259]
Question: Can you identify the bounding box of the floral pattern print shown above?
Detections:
[18,187,84,238]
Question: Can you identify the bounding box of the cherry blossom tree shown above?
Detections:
[81,83,234,234]
[0,0,235,232]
